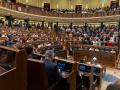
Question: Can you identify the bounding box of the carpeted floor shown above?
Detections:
[103,73,119,82]
[101,68,120,90]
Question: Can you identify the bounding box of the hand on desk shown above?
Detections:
[58,69,71,79]
[61,71,70,79]
[79,71,92,76]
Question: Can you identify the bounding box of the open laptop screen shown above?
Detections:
[57,60,72,73]
[92,66,101,75]
[79,64,91,73]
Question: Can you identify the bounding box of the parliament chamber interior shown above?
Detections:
[0,0,120,90]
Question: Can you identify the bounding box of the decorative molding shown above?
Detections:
[0,6,120,23]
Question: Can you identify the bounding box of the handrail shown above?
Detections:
[0,1,120,18]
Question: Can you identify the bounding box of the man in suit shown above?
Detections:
[44,50,59,87]
[44,50,69,90]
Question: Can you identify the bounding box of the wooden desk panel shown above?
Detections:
[73,50,116,67]
[55,50,67,59]
[0,68,16,90]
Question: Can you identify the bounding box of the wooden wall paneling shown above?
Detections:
[16,50,27,90]
[55,50,67,59]
[0,46,27,90]
[73,50,117,68]
[0,68,16,90]
[27,59,48,90]
[67,63,77,90]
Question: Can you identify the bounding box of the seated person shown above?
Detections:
[99,47,105,51]
[82,75,90,90]
[5,39,15,47]
[80,56,87,63]
[104,48,111,52]
[44,50,69,90]
[25,45,33,58]
[76,72,82,90]
[106,40,113,46]
[89,47,94,51]
[94,48,99,51]
[110,49,116,53]
[93,60,102,68]
[91,57,97,64]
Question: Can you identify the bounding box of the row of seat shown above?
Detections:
[0,46,103,90]
[32,52,103,90]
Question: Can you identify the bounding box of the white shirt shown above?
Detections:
[94,64,102,68]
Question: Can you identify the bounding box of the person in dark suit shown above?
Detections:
[44,50,59,87]
[44,50,69,90]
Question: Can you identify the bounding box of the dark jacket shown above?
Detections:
[44,59,70,90]
[44,59,59,87]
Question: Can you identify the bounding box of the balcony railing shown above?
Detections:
[0,1,120,18]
